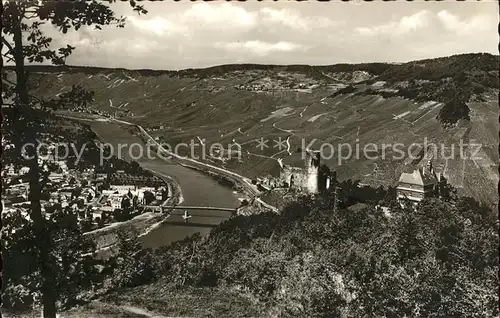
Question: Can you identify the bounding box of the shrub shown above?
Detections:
[437,99,470,125]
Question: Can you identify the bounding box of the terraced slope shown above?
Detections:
[12,53,499,203]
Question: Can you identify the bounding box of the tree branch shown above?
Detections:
[2,37,15,53]
[2,53,15,63]
[2,77,17,86]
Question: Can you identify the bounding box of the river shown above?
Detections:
[89,121,241,248]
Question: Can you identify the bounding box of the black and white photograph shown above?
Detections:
[1,1,498,317]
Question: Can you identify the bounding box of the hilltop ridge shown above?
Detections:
[8,52,497,77]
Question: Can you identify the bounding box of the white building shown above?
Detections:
[49,172,65,183]
[56,161,68,173]
[396,161,442,203]
[110,195,124,209]
[19,166,30,175]
[5,164,15,176]
[110,185,136,192]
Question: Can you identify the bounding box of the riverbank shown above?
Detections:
[80,117,184,209]
[84,212,166,257]
[84,185,182,258]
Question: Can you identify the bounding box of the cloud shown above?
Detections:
[127,15,188,36]
[356,10,432,37]
[182,2,257,29]
[259,8,338,30]
[215,41,307,56]
[356,9,494,39]
[437,10,492,35]
[127,4,340,37]
[32,1,496,69]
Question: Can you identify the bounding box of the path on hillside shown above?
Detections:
[272,122,296,134]
[120,305,167,318]
[86,301,168,318]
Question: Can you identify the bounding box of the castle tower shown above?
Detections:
[330,170,337,188]
[304,149,321,194]
[436,172,447,199]
[423,160,434,176]
[325,169,337,191]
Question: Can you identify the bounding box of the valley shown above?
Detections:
[2,1,498,316]
[22,53,498,204]
[4,54,499,203]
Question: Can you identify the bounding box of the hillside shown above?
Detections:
[8,53,499,203]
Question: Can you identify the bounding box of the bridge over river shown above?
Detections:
[85,120,242,249]
[143,205,239,228]
[143,205,239,229]
[144,205,239,213]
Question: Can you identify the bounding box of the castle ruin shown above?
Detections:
[278,149,332,194]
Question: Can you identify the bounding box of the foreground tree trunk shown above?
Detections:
[4,2,147,316]
[10,5,57,317]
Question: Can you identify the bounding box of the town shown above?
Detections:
[2,124,172,234]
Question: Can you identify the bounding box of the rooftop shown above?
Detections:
[398,167,437,186]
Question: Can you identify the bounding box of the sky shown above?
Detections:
[41,1,498,70]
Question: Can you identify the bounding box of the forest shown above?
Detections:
[103,183,498,317]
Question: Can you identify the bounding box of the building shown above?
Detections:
[397,161,445,203]
[48,172,65,183]
[18,166,30,175]
[55,161,68,173]
[278,149,332,194]
[110,184,137,192]
[5,164,16,176]
[95,172,108,181]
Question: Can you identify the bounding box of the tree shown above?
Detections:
[437,99,471,125]
[132,195,138,208]
[143,190,155,205]
[127,160,141,174]
[121,196,131,210]
[2,1,147,317]
[110,230,155,288]
[119,196,132,221]
[1,207,103,312]
[86,192,93,203]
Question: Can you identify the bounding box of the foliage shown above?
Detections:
[2,1,147,316]
[377,53,498,83]
[114,183,498,317]
[1,208,105,311]
[335,179,394,207]
[109,231,155,289]
[45,84,96,110]
[330,84,356,97]
[437,99,471,125]
[143,191,155,205]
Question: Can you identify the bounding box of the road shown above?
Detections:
[133,124,260,199]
